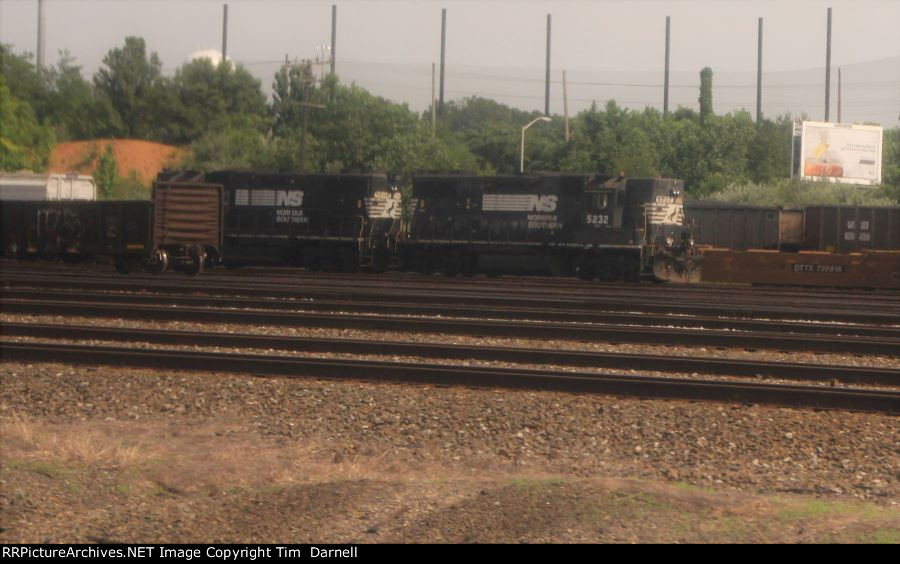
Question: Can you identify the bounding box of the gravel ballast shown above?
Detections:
[2,361,896,501]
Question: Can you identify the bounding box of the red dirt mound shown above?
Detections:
[50,139,186,185]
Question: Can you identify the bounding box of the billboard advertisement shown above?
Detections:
[799,121,883,185]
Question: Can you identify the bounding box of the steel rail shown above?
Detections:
[2,287,896,339]
[2,341,896,414]
[3,298,898,356]
[6,266,900,308]
[4,261,899,303]
[4,322,897,386]
[3,274,898,324]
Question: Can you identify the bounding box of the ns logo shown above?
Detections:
[531,195,557,212]
[277,190,304,207]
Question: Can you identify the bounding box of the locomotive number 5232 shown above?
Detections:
[585,213,610,226]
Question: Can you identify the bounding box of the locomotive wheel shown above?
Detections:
[303,249,320,271]
[460,253,476,277]
[598,259,624,282]
[575,254,595,280]
[414,253,432,275]
[341,249,360,272]
[622,256,640,283]
[442,253,459,277]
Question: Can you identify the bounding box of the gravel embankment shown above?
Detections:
[2,361,897,500]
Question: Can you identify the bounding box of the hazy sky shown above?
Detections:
[2,0,898,124]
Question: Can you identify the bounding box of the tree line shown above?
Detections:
[2,37,898,204]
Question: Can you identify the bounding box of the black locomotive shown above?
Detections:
[1,170,698,282]
[405,174,697,282]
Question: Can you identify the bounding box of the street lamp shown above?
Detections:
[520,116,551,173]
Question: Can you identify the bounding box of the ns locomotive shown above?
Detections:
[404,174,697,282]
[1,170,699,282]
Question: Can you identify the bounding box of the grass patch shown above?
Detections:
[863,528,900,544]
[510,477,565,489]
[672,481,716,494]
[5,459,72,479]
[1,415,154,470]
[777,499,883,522]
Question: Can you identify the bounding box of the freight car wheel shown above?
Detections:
[148,249,169,275]
[188,246,206,276]
[3,239,19,258]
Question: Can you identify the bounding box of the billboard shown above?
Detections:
[799,121,883,185]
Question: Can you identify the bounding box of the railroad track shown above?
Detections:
[3,298,898,355]
[3,288,897,338]
[4,274,899,324]
[5,262,900,310]
[4,322,897,386]
[2,341,896,414]
[5,260,899,304]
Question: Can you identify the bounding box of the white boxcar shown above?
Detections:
[0,173,97,201]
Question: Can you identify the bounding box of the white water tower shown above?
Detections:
[186,49,232,66]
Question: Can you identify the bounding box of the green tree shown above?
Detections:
[0,44,49,120]
[182,124,273,171]
[165,58,268,144]
[93,37,168,139]
[92,144,118,198]
[748,115,793,183]
[0,77,55,171]
[699,67,713,125]
[270,60,312,137]
[882,127,900,202]
[43,52,101,139]
[436,96,540,173]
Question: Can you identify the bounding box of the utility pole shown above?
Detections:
[563,70,570,142]
[432,63,437,138]
[664,16,670,115]
[545,14,551,117]
[837,67,842,123]
[439,8,447,116]
[825,7,832,122]
[756,17,763,123]
[331,4,337,75]
[222,4,228,62]
[37,0,45,69]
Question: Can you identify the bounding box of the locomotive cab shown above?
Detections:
[627,178,699,283]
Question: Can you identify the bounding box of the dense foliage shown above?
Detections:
[0,77,55,171]
[1,37,897,205]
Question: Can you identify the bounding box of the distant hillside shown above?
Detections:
[50,140,185,185]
